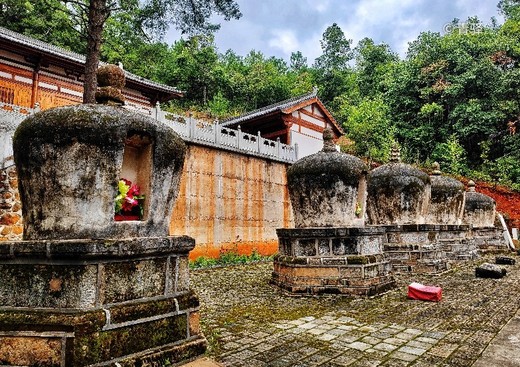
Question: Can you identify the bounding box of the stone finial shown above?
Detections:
[390,142,401,163]
[468,180,476,192]
[432,162,441,175]
[322,127,336,152]
[95,64,125,105]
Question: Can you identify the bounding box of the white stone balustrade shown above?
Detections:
[153,103,298,163]
[0,102,40,168]
[0,101,299,166]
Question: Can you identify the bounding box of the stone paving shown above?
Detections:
[191,254,520,366]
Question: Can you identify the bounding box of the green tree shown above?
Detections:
[337,96,395,163]
[165,35,220,106]
[313,23,354,109]
[314,23,352,71]
[354,38,398,98]
[431,134,467,175]
[0,0,84,52]
[2,0,242,103]
[290,51,308,72]
[386,16,520,173]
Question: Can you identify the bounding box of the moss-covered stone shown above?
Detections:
[287,148,367,228]
[13,104,186,240]
[427,175,465,224]
[367,163,431,225]
[347,255,369,265]
[74,314,188,365]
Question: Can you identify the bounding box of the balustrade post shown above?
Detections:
[33,102,40,113]
[237,125,242,149]
[214,119,219,144]
[155,101,161,121]
[257,131,262,153]
[188,113,194,139]
[276,137,281,158]
[294,143,299,161]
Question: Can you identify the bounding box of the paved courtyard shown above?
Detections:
[191,254,520,366]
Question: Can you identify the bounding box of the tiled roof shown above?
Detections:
[0,26,182,96]
[220,88,318,127]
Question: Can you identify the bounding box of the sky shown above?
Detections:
[166,1,503,64]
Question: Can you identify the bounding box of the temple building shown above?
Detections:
[221,88,344,158]
[0,26,182,113]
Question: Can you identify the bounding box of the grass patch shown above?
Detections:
[190,249,275,269]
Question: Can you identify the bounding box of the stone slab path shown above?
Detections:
[472,306,520,367]
[190,254,520,366]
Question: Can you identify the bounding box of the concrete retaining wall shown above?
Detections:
[169,144,293,259]
[1,143,294,259]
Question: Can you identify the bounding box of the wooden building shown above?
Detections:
[221,88,344,157]
[0,26,182,113]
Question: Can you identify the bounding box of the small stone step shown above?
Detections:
[475,263,507,279]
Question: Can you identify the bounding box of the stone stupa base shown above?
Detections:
[0,236,206,367]
[383,224,478,274]
[271,227,396,296]
[471,226,511,254]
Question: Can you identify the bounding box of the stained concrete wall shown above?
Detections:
[1,142,293,259]
[169,144,293,259]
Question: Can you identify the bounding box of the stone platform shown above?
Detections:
[271,227,395,296]
[383,224,507,274]
[383,224,477,274]
[0,236,206,367]
[472,226,510,253]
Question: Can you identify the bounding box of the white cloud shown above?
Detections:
[268,30,300,56]
[299,33,323,65]
[337,0,431,56]
[163,0,501,63]
[311,0,331,13]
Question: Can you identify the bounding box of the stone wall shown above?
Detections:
[0,165,22,241]
[170,144,293,259]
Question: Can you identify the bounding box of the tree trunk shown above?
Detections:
[83,0,107,103]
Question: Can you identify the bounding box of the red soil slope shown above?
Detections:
[472,181,520,229]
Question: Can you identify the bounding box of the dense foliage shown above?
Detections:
[2,1,520,187]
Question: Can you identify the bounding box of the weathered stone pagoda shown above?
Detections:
[271,128,395,296]
[272,137,509,295]
[464,180,506,252]
[374,154,477,273]
[0,65,206,366]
